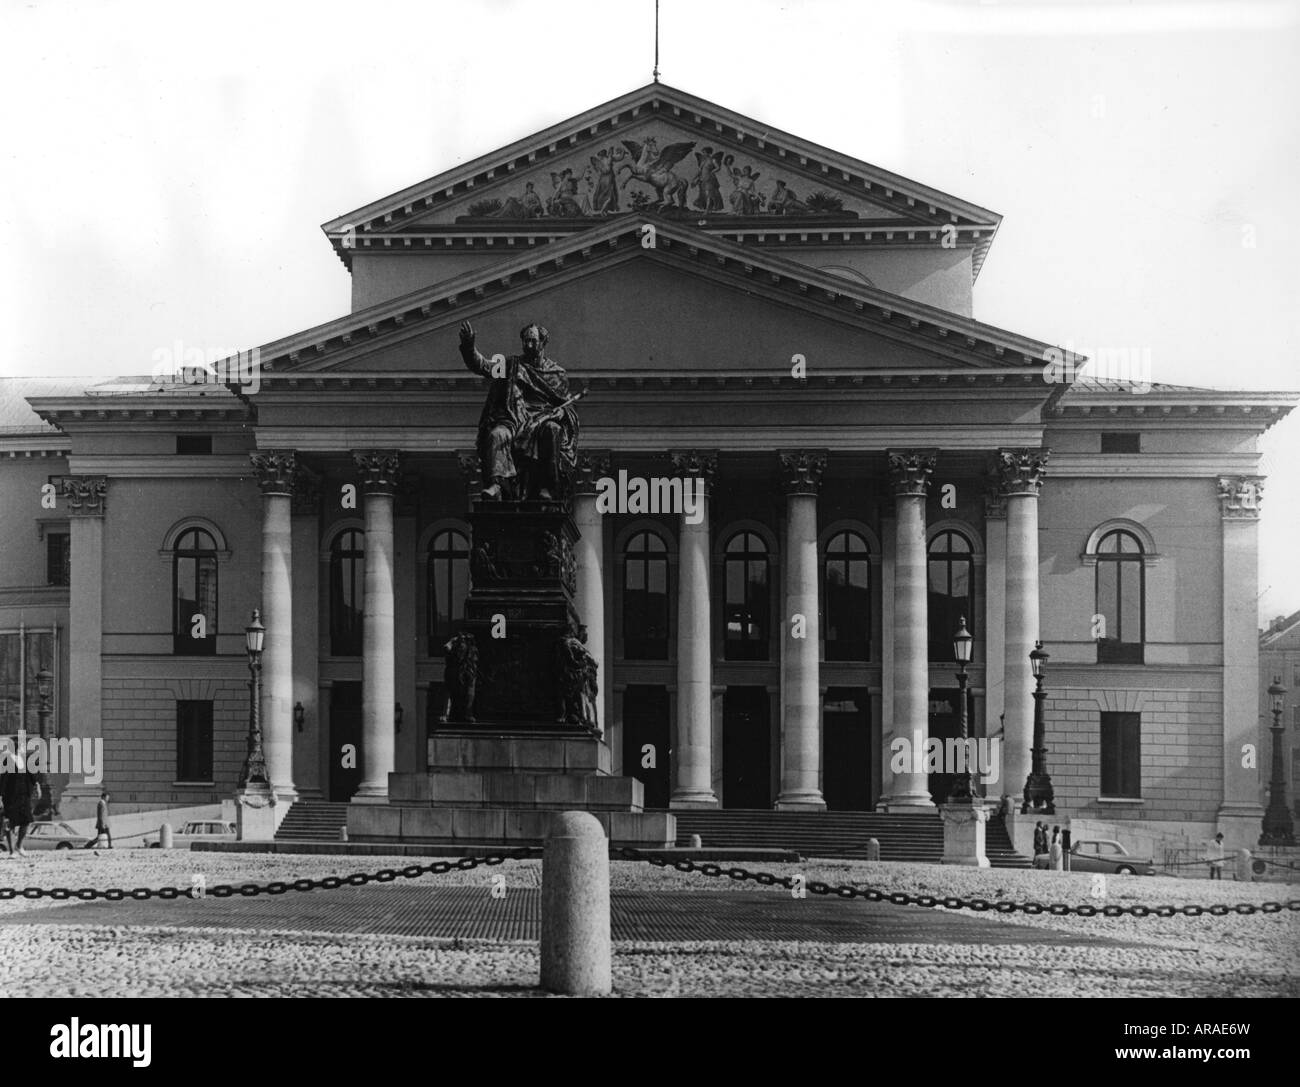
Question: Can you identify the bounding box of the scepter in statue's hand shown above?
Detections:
[538,387,588,425]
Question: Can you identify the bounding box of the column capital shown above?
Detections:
[779,450,827,495]
[352,449,402,495]
[250,449,298,496]
[54,474,108,516]
[572,451,612,496]
[887,450,937,497]
[1217,475,1264,520]
[995,448,1050,497]
[670,450,717,496]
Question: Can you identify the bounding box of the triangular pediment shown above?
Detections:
[260,216,1065,381]
[323,83,1002,277]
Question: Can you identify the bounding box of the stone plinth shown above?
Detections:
[234,787,281,842]
[347,802,674,848]
[940,801,991,867]
[427,731,612,774]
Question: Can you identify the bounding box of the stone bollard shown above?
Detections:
[866,838,880,862]
[159,823,173,850]
[339,825,348,843]
[1234,848,1252,882]
[541,811,611,995]
[689,834,702,849]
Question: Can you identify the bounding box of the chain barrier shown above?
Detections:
[0,847,536,903]
[612,846,1300,919]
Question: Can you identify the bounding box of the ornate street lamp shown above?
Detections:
[35,668,53,741]
[1260,677,1295,846]
[1021,641,1055,814]
[238,609,270,789]
[948,617,976,802]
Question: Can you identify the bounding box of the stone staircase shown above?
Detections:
[275,800,349,842]
[276,799,1032,867]
[662,810,1032,868]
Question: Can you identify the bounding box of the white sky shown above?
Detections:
[1,0,1297,623]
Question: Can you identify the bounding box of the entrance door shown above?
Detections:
[723,686,771,809]
[622,685,670,809]
[329,681,363,802]
[927,687,975,804]
[823,687,871,811]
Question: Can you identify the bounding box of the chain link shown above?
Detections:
[0,847,535,904]
[611,846,1300,918]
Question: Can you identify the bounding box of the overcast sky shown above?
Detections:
[1,0,1297,623]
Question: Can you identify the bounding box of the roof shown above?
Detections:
[0,377,101,435]
[1261,610,1300,647]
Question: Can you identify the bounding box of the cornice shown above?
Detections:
[1047,453,1264,478]
[67,455,253,478]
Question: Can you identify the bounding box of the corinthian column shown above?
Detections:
[57,475,107,815]
[996,449,1048,806]
[882,451,936,810]
[352,449,400,802]
[1217,475,1265,845]
[572,452,611,734]
[251,450,298,802]
[670,450,719,808]
[776,451,827,811]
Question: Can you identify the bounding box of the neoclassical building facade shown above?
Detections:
[2,84,1293,851]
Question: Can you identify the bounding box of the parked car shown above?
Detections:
[15,821,94,851]
[146,820,237,848]
[1034,837,1156,875]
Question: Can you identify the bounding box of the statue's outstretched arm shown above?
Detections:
[458,320,493,378]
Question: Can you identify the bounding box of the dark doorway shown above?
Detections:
[723,686,771,809]
[823,687,872,811]
[622,685,670,809]
[328,681,363,802]
[927,686,976,804]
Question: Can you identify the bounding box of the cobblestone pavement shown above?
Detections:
[0,851,1294,997]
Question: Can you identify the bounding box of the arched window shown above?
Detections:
[928,530,974,661]
[824,531,870,661]
[1095,529,1144,663]
[330,530,365,656]
[173,528,218,655]
[622,531,669,660]
[724,531,769,661]
[427,529,470,654]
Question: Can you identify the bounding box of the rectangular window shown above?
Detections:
[1099,711,1141,798]
[46,532,70,586]
[176,435,213,455]
[1101,432,1141,454]
[177,700,214,782]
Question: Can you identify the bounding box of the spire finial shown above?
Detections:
[653,0,660,82]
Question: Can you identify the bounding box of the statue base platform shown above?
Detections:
[346,730,675,848]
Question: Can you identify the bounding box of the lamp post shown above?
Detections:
[1020,641,1055,814]
[948,617,976,802]
[239,609,270,789]
[35,668,53,742]
[1260,677,1295,846]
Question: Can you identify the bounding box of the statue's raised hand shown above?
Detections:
[459,321,476,348]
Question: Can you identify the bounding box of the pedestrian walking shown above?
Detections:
[1033,821,1048,861]
[1049,825,1064,871]
[1,751,41,858]
[1207,832,1225,880]
[95,791,112,849]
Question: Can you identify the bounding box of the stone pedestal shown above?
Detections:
[234,786,281,842]
[941,801,991,867]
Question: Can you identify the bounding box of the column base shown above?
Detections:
[273,784,300,805]
[669,791,719,810]
[878,791,936,812]
[941,801,991,866]
[351,784,390,804]
[775,792,827,812]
